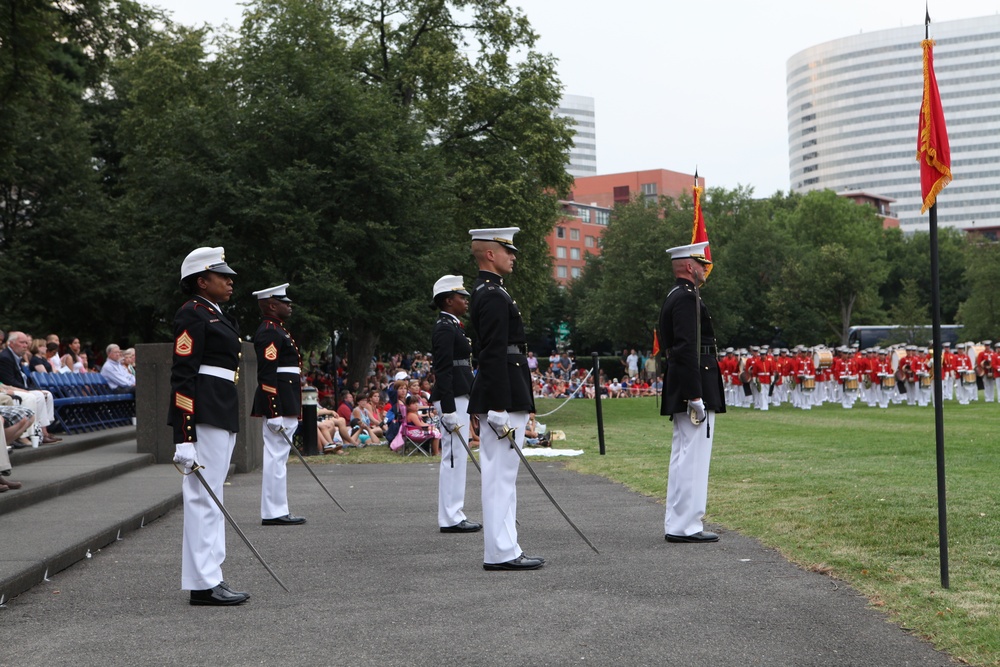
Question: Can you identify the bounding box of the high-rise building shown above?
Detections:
[787,15,1000,233]
[557,94,597,177]
[548,169,701,285]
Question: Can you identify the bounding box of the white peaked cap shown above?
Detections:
[432,275,469,300]
[469,227,520,251]
[181,247,236,280]
[251,283,292,302]
[665,241,711,263]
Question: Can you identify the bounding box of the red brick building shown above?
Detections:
[548,169,701,285]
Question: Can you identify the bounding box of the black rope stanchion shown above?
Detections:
[593,352,606,456]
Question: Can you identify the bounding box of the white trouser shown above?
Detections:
[477,410,529,564]
[181,424,236,591]
[665,410,715,537]
[12,389,53,428]
[754,384,769,411]
[0,428,10,473]
[261,415,299,520]
[876,385,889,409]
[436,397,470,528]
[984,377,996,403]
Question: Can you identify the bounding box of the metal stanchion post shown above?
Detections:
[301,386,319,456]
[593,352,606,455]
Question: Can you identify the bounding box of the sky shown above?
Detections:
[152,0,999,196]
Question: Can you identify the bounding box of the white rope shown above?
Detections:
[535,367,594,417]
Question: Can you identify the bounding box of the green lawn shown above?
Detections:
[303,397,1000,665]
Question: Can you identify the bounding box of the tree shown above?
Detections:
[769,190,888,345]
[574,196,690,348]
[957,241,1000,340]
[0,0,159,341]
[881,227,968,324]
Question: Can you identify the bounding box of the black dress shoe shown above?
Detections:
[218,581,250,600]
[261,514,306,526]
[10,440,30,450]
[190,584,249,606]
[440,519,482,533]
[665,531,719,543]
[483,554,545,571]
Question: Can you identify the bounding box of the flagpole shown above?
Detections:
[925,6,950,589]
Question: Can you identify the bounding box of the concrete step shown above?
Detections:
[0,440,154,516]
[8,425,136,466]
[0,462,182,603]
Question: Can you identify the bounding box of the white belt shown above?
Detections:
[277,366,301,374]
[198,365,236,382]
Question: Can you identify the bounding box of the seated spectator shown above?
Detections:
[316,407,358,450]
[29,339,51,374]
[123,348,136,376]
[404,395,440,456]
[336,390,354,422]
[609,378,623,398]
[1,401,35,449]
[61,337,89,373]
[100,344,136,393]
[0,332,60,444]
[45,340,67,373]
[1,417,25,491]
[352,391,384,446]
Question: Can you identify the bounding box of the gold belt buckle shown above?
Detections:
[234,368,240,385]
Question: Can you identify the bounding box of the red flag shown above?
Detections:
[652,329,660,357]
[690,184,712,278]
[917,39,952,213]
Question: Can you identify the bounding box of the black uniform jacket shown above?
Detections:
[252,317,302,418]
[429,312,475,414]
[467,270,535,414]
[658,278,726,417]
[168,296,242,443]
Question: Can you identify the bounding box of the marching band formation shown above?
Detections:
[718,341,1000,410]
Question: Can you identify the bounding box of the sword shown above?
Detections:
[277,427,347,513]
[490,422,599,554]
[180,462,290,592]
[442,422,481,474]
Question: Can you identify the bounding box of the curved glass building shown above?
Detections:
[787,15,1000,233]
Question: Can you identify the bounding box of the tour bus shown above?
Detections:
[846,325,964,349]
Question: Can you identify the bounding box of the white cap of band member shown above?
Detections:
[469,227,520,252]
[180,246,237,280]
[252,283,292,303]
[665,241,712,264]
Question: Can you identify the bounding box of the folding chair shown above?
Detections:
[401,425,433,457]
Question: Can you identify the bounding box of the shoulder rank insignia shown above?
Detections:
[175,331,194,357]
[264,342,278,361]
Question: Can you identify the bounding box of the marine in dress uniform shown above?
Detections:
[659,242,725,543]
[251,283,306,526]
[467,227,544,571]
[429,275,482,534]
[169,247,250,606]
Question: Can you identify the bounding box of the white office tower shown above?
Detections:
[787,15,1000,233]
[557,94,597,177]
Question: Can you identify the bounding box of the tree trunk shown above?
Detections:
[345,318,380,395]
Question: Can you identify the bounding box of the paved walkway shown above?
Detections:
[0,460,955,666]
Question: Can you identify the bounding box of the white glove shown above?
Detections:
[173,443,196,470]
[266,417,285,433]
[441,412,460,430]
[688,398,707,424]
[487,410,510,432]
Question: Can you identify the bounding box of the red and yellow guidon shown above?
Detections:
[264,342,278,361]
[175,331,194,356]
[174,393,194,413]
